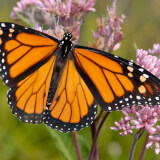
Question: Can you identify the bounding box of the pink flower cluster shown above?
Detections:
[36,24,65,40]
[91,0,125,51]
[38,0,95,19]
[111,46,160,154]
[11,0,41,27]
[11,0,96,43]
[110,117,134,136]
[146,134,160,154]
[11,0,37,19]
[136,49,160,78]
[148,44,160,55]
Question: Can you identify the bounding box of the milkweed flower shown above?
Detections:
[38,0,96,43]
[11,0,96,44]
[111,46,160,154]
[110,117,134,136]
[148,43,160,55]
[11,0,38,19]
[92,0,125,51]
[11,0,42,26]
[146,133,160,154]
[36,23,65,40]
[136,49,160,78]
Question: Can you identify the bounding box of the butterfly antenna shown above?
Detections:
[71,21,84,33]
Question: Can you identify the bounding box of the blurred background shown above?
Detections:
[0,0,160,160]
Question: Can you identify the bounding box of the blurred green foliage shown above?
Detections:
[0,0,160,159]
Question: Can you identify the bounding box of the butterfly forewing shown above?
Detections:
[73,46,160,111]
[0,23,58,86]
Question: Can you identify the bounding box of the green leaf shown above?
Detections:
[46,127,90,160]
[46,127,77,160]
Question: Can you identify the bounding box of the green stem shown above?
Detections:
[139,133,149,160]
[129,129,144,160]
[88,112,110,160]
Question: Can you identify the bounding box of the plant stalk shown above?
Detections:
[88,112,110,160]
[91,121,99,160]
[139,133,149,160]
[129,129,144,160]
[72,132,82,160]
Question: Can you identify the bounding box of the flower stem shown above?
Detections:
[72,132,82,160]
[129,134,138,160]
[139,133,149,160]
[88,112,110,160]
[91,121,99,160]
[129,129,144,160]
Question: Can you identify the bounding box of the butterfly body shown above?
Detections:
[50,34,74,97]
[0,22,160,132]
[59,32,73,58]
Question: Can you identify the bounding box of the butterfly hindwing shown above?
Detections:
[73,46,160,111]
[7,54,56,123]
[44,59,97,132]
[0,22,58,86]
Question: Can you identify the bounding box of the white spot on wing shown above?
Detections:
[114,55,119,58]
[125,98,129,101]
[138,68,144,72]
[11,24,15,28]
[129,61,133,66]
[1,58,5,63]
[136,96,141,100]
[119,100,123,103]
[1,23,6,27]
[5,80,9,84]
[143,74,149,79]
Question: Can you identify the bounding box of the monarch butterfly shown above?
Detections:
[0,22,160,132]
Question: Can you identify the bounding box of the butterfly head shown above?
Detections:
[64,32,72,41]
[60,32,73,58]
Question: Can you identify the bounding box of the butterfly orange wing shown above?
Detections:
[0,23,59,123]
[44,60,97,132]
[0,23,58,86]
[8,55,56,123]
[73,46,160,111]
